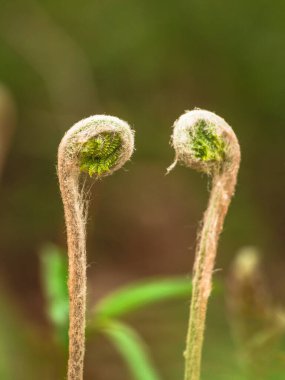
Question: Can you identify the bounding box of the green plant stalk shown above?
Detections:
[184,172,238,380]
[58,115,134,380]
[168,109,240,380]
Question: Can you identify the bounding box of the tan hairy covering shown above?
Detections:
[169,109,241,380]
[57,115,134,380]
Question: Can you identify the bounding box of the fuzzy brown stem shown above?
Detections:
[58,166,86,380]
[57,115,134,380]
[184,160,239,380]
[58,154,87,380]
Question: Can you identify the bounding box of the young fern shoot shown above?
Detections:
[58,115,134,380]
[168,109,240,380]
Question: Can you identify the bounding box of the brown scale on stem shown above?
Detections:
[168,109,241,380]
[57,115,134,380]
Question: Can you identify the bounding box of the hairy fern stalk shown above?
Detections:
[168,109,241,380]
[58,115,134,380]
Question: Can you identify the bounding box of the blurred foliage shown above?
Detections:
[40,243,69,347]
[0,291,63,380]
[228,247,285,379]
[103,320,160,380]
[40,244,194,379]
[93,277,192,322]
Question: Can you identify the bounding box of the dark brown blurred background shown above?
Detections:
[0,0,285,379]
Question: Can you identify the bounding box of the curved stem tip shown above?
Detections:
[58,115,134,380]
[169,109,240,380]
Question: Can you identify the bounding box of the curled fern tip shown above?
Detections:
[79,133,122,177]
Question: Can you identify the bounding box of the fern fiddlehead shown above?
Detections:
[57,115,134,380]
[168,109,241,380]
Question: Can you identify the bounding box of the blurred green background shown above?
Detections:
[0,0,285,379]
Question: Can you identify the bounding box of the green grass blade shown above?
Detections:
[40,243,69,347]
[103,320,160,380]
[93,276,192,321]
